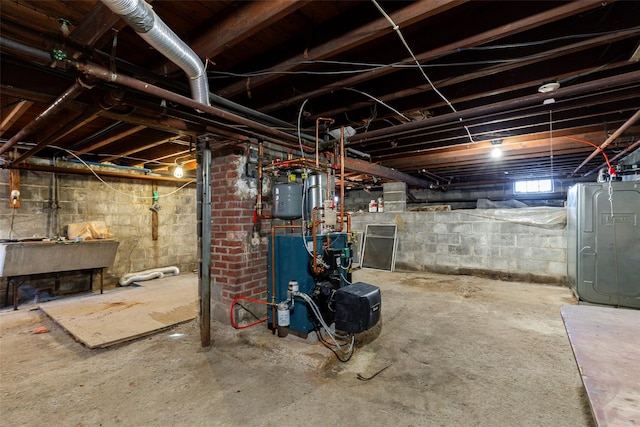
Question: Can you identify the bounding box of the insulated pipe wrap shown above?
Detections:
[101,0,154,32]
[145,17,202,77]
[119,266,180,286]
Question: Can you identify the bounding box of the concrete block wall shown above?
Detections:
[383,181,407,212]
[342,182,407,212]
[351,210,567,284]
[0,168,197,307]
[345,189,383,212]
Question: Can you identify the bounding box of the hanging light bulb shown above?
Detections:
[172,154,190,178]
[490,139,502,158]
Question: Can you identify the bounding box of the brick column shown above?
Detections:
[210,149,267,323]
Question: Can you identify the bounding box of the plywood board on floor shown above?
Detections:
[561,305,640,426]
[40,273,197,348]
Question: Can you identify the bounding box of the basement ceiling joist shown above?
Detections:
[1,0,639,187]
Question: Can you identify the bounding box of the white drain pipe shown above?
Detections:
[119,266,180,286]
[100,0,210,107]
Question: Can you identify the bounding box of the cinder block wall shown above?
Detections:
[351,211,567,284]
[0,168,197,307]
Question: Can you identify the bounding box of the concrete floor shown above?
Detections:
[0,269,594,426]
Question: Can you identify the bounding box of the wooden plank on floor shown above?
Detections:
[561,305,640,427]
[40,273,197,348]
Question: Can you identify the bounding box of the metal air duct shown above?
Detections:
[100,0,210,106]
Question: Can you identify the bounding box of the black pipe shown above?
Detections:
[0,76,95,155]
[348,70,640,145]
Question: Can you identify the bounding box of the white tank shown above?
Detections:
[273,183,302,219]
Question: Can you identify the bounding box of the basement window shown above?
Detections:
[513,179,553,194]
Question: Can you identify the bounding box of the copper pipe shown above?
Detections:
[315,117,335,167]
[267,157,327,173]
[311,205,324,236]
[572,109,640,176]
[585,136,640,177]
[312,219,326,276]
[608,138,640,164]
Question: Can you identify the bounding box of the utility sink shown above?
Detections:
[0,240,119,278]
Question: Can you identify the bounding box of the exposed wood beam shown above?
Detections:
[11,162,193,183]
[0,85,84,110]
[381,127,609,162]
[340,156,431,188]
[348,70,640,145]
[390,140,596,171]
[12,108,101,163]
[158,0,311,76]
[367,102,638,157]
[76,125,146,155]
[100,135,186,163]
[68,1,124,52]
[217,0,466,98]
[572,108,640,175]
[0,79,92,156]
[316,26,640,120]
[0,100,33,137]
[258,0,608,113]
[135,148,192,168]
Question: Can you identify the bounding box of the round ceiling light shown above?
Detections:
[538,82,560,93]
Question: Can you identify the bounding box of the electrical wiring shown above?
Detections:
[8,204,17,240]
[57,147,195,200]
[205,58,538,79]
[205,23,640,80]
[340,272,353,286]
[344,87,411,122]
[370,0,477,144]
[207,65,390,78]
[293,291,354,357]
[315,327,355,363]
[11,139,187,169]
[236,302,263,321]
[297,98,309,160]
[461,26,640,51]
[296,98,317,257]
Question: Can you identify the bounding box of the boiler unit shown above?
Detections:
[267,232,354,336]
[567,181,640,308]
[252,129,382,361]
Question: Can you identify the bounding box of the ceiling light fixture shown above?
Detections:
[538,81,560,93]
[629,42,640,62]
[173,164,184,178]
[491,139,503,158]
